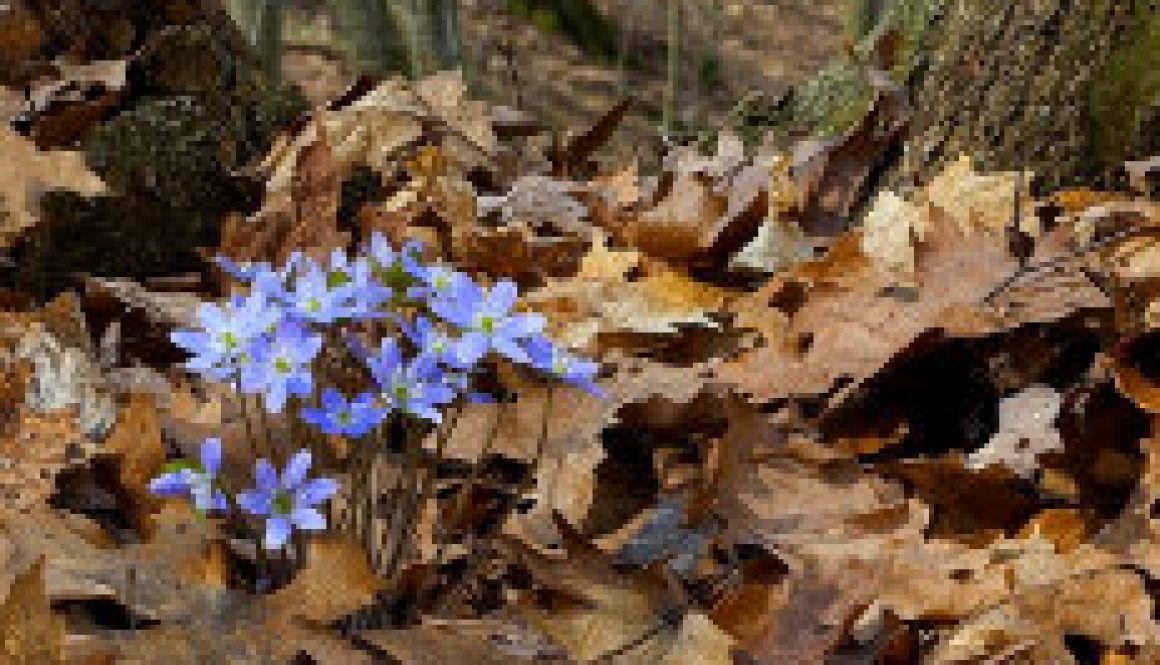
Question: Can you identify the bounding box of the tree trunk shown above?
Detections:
[760,0,1160,196]
[663,0,680,134]
[896,0,1160,192]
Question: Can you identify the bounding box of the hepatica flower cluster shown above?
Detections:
[156,233,603,551]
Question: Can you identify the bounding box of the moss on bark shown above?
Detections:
[747,0,1160,194]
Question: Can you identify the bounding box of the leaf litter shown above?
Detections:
[1,62,1160,665]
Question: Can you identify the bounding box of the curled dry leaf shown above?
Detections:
[918,154,1033,237]
[717,169,1105,402]
[658,612,735,665]
[259,70,493,201]
[525,230,728,352]
[0,127,106,251]
[0,556,65,664]
[222,121,349,266]
[360,617,555,664]
[859,190,926,285]
[16,323,118,440]
[623,173,727,260]
[502,516,677,664]
[929,567,1156,663]
[499,361,714,549]
[97,392,166,534]
[254,538,384,663]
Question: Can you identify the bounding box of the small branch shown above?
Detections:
[982,225,1160,305]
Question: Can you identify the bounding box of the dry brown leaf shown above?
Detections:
[0,556,65,664]
[719,195,1020,402]
[859,190,926,284]
[451,223,588,285]
[526,230,727,352]
[260,78,420,193]
[0,127,106,251]
[1112,358,1160,415]
[414,69,497,159]
[919,154,1033,237]
[503,519,675,664]
[658,612,735,665]
[260,71,491,202]
[0,407,86,511]
[500,362,714,547]
[792,88,909,236]
[929,567,1156,663]
[1124,157,1160,196]
[624,173,727,260]
[360,619,542,664]
[722,560,876,665]
[589,161,643,211]
[99,392,166,533]
[263,536,383,626]
[0,503,224,624]
[1016,508,1090,554]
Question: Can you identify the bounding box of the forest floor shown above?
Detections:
[3,3,1160,665]
[282,0,847,163]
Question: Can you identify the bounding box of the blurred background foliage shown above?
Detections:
[224,0,850,155]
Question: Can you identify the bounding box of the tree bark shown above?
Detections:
[758,0,1160,195]
[895,0,1160,192]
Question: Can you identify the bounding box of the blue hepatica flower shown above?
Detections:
[148,437,230,514]
[247,251,311,305]
[213,255,276,285]
[367,337,456,423]
[170,292,282,381]
[282,256,360,324]
[326,250,392,318]
[403,315,473,370]
[523,333,605,397]
[429,279,545,366]
[366,234,425,296]
[301,389,386,437]
[241,320,323,413]
[237,450,338,551]
[407,262,476,304]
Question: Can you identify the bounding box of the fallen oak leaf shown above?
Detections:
[97,392,166,535]
[0,127,106,252]
[0,556,65,664]
[257,536,385,661]
[501,513,680,664]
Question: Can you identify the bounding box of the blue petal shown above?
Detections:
[169,330,208,354]
[501,313,546,339]
[291,507,327,531]
[407,404,442,423]
[254,459,278,494]
[320,388,345,410]
[493,337,531,364]
[453,332,489,367]
[191,483,215,512]
[149,472,193,497]
[263,516,292,550]
[295,477,338,506]
[466,391,496,404]
[200,438,222,477]
[263,382,288,414]
[487,281,519,315]
[209,491,230,513]
[236,490,271,516]
[196,302,225,330]
[281,450,313,490]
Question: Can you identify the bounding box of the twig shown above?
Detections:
[982,225,1160,305]
[432,397,509,571]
